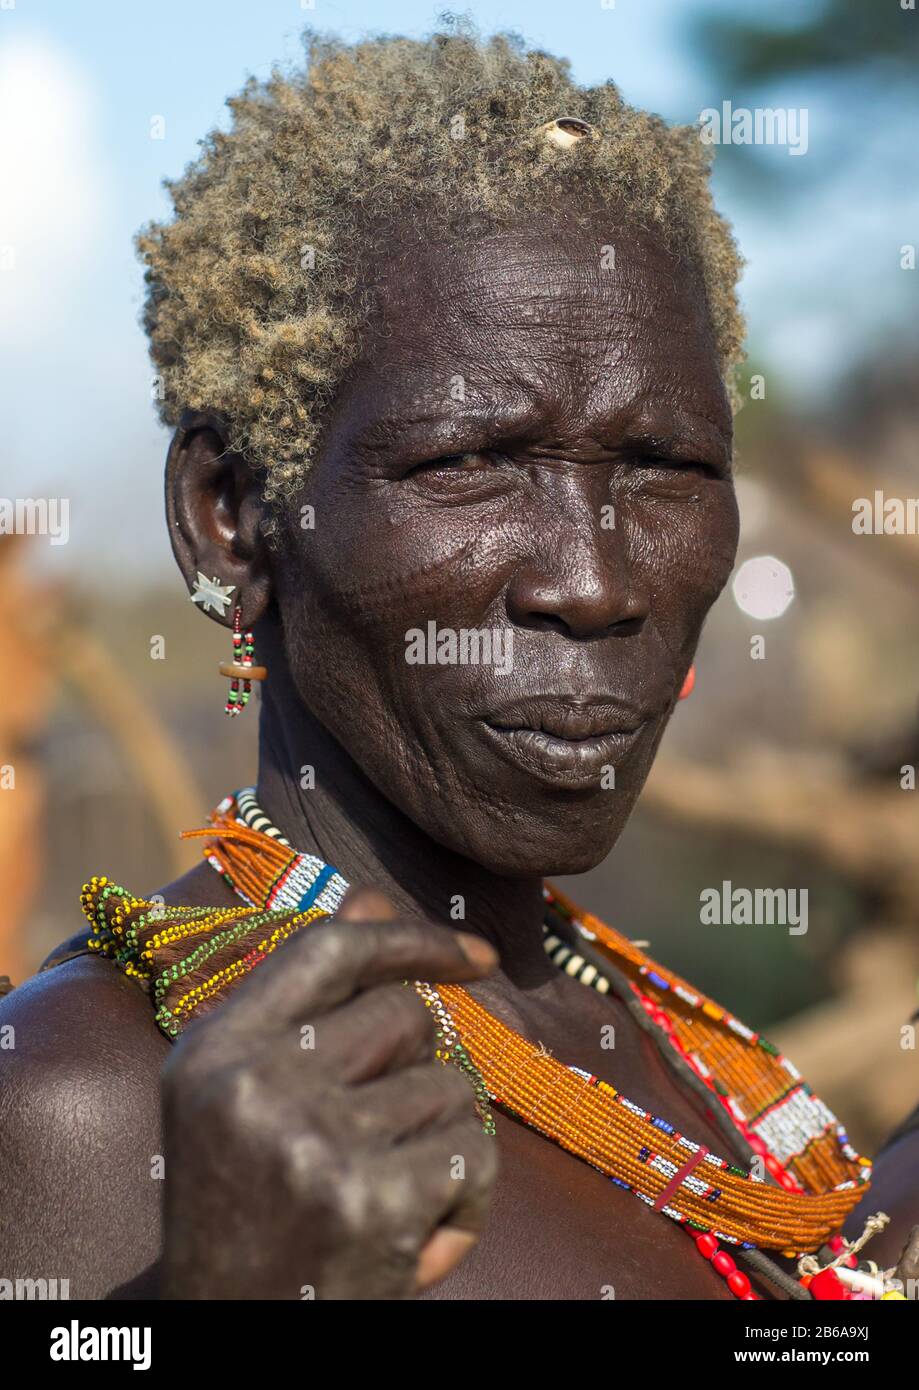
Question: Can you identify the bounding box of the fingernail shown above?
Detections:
[337,887,397,922]
[456,932,499,969]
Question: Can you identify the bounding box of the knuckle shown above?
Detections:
[435,1064,481,1110]
[292,922,358,973]
[333,1164,399,1245]
[278,1127,339,1192]
[366,1166,420,1234]
[218,1061,261,1123]
[368,982,434,1040]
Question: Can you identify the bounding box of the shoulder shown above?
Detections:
[0,949,170,1080]
[0,953,168,1297]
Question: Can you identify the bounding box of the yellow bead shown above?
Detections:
[881,1290,906,1300]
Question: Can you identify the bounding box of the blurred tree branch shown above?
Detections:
[692,0,919,86]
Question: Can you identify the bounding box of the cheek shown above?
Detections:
[626,486,739,630]
[297,482,515,652]
[276,498,506,754]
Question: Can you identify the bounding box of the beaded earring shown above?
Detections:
[219,605,267,716]
[678,665,696,700]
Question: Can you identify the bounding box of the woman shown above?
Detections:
[1,27,917,1301]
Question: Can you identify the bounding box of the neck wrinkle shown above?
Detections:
[253,668,555,993]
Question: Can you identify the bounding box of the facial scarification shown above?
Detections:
[268,211,739,877]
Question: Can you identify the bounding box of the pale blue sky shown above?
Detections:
[1,0,915,576]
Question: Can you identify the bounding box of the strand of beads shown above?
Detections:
[224,607,256,716]
[415,980,496,1136]
[693,1232,758,1300]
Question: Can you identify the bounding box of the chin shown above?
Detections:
[435,810,625,880]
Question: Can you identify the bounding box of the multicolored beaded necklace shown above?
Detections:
[82,788,890,1302]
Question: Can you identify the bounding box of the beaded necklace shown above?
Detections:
[82,789,882,1302]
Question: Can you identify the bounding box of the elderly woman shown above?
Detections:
[1,28,917,1302]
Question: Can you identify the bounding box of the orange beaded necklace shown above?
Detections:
[82,789,872,1269]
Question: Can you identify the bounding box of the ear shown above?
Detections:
[165,409,272,629]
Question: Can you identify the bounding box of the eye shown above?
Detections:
[634,455,720,478]
[627,454,723,496]
[410,451,498,475]
[404,451,509,497]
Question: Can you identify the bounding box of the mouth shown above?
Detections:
[479,697,651,790]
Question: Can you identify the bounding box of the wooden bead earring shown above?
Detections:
[678,665,696,701]
[219,605,267,716]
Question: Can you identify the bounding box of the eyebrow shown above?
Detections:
[351,399,732,467]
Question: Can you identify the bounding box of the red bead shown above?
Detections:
[712,1251,736,1277]
[696,1233,718,1259]
[727,1270,751,1298]
[747,1134,767,1156]
[809,1268,849,1301]
[764,1153,786,1179]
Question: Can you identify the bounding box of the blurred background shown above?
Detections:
[1,0,916,1152]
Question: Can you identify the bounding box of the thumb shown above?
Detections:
[336,885,400,924]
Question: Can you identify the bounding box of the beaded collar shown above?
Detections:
[81,788,878,1300]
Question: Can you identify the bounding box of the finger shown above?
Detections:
[415,1227,478,1290]
[348,1062,484,1145]
[218,915,498,1040]
[410,1120,498,1240]
[303,982,436,1083]
[337,887,399,923]
[376,1116,497,1249]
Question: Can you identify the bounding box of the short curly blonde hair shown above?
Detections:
[138,23,745,511]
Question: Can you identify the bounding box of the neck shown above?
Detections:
[253,630,554,992]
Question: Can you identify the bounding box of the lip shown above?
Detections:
[479,697,651,789]
[484,696,647,741]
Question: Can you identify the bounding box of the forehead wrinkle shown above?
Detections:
[374,222,700,338]
[373,273,709,395]
[346,316,728,457]
[347,231,727,453]
[371,294,704,405]
[367,308,710,437]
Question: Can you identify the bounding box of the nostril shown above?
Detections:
[507,571,648,641]
[522,613,571,637]
[612,614,645,638]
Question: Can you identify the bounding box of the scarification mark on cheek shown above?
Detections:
[318,533,484,622]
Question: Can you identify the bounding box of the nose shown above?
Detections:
[505,494,649,640]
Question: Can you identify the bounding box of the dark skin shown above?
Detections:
[1,210,917,1299]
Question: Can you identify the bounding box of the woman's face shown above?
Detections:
[275,213,739,876]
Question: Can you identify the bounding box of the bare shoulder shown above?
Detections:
[0,954,168,1298]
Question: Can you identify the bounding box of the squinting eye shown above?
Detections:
[642,458,722,480]
[415,452,495,473]
[633,455,717,477]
